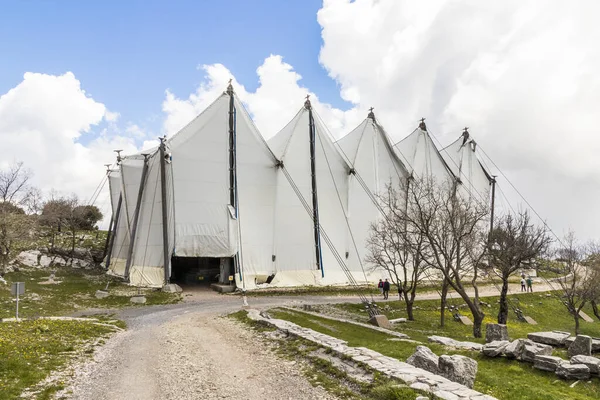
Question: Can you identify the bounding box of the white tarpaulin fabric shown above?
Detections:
[108,157,144,278]
[442,135,492,205]
[393,127,454,182]
[335,116,409,278]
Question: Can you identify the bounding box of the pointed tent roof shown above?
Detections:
[441,130,492,203]
[393,122,454,182]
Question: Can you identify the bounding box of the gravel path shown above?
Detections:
[69,309,335,400]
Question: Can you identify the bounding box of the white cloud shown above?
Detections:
[0,72,137,222]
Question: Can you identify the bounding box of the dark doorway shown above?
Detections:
[170,257,221,285]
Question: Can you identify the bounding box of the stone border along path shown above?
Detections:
[281,306,422,343]
[246,309,497,400]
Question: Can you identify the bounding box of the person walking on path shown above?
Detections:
[383,279,391,300]
[520,277,526,292]
[526,276,533,293]
[378,279,384,295]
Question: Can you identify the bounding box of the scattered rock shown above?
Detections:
[406,345,439,374]
[485,324,509,343]
[555,363,590,380]
[438,354,478,389]
[570,355,600,374]
[568,335,592,357]
[565,336,600,352]
[482,340,509,357]
[368,314,392,329]
[162,283,183,293]
[504,339,525,359]
[533,355,563,372]
[95,290,110,299]
[527,331,571,347]
[522,340,553,363]
[428,335,483,351]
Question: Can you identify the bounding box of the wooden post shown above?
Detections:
[159,137,171,285]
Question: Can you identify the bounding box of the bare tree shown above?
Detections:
[403,178,490,338]
[488,211,552,323]
[0,161,38,210]
[0,209,37,273]
[366,182,427,320]
[555,233,600,335]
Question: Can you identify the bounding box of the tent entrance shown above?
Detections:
[170,256,227,285]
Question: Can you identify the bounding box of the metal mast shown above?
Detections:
[306,95,324,276]
[159,137,171,285]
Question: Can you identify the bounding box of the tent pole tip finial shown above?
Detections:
[226,79,234,95]
[367,107,375,120]
[304,94,311,110]
[418,117,427,131]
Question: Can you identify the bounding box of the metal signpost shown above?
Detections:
[11,282,25,320]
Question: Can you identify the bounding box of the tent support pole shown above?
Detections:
[489,176,497,235]
[306,96,324,276]
[159,138,171,285]
[124,154,150,280]
[227,81,241,282]
[104,194,122,270]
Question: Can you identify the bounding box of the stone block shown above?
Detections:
[555,362,590,380]
[527,331,571,346]
[458,315,473,326]
[578,310,595,323]
[570,355,600,374]
[504,339,525,359]
[130,295,147,304]
[406,345,440,374]
[533,355,563,372]
[565,336,600,352]
[162,283,183,293]
[428,335,483,351]
[523,316,538,325]
[485,323,509,343]
[389,317,407,324]
[568,335,592,357]
[522,340,553,363]
[369,314,392,329]
[438,354,478,389]
[482,340,509,357]
[95,290,109,299]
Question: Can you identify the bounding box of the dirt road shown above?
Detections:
[68,293,335,400]
[66,282,556,399]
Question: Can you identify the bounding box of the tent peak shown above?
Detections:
[113,149,123,164]
[226,79,234,95]
[304,94,312,110]
[418,117,427,131]
[367,107,375,120]
[461,127,470,145]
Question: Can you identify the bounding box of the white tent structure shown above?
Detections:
[103,84,493,290]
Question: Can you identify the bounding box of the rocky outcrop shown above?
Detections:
[533,355,563,372]
[527,331,571,347]
[482,340,509,357]
[567,335,592,357]
[438,355,478,389]
[485,324,508,343]
[555,363,590,380]
[428,335,483,351]
[407,346,440,374]
[570,355,600,375]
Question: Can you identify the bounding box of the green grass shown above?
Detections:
[0,319,118,400]
[0,265,181,319]
[270,293,600,400]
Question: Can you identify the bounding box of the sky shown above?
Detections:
[1,0,599,240]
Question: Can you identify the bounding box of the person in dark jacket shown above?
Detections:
[377,279,384,295]
[383,279,391,300]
